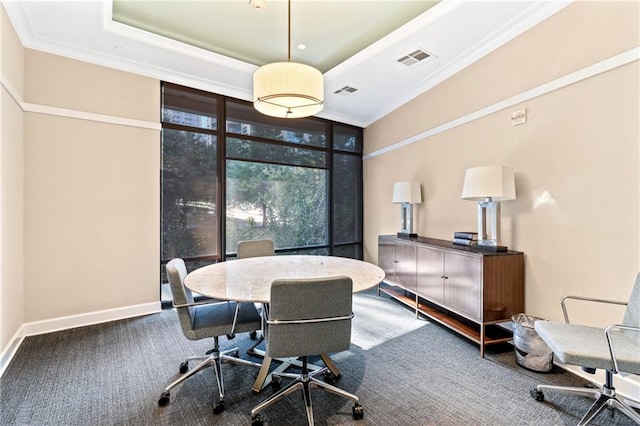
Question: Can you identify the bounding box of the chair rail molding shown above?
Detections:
[1,72,161,131]
[364,47,640,160]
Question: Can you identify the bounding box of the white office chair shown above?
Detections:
[530,273,640,425]
[158,258,262,414]
[250,276,363,426]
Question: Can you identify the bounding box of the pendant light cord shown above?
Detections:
[287,0,291,62]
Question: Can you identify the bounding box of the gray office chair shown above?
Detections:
[530,273,640,425]
[237,239,274,354]
[158,258,262,414]
[250,276,363,426]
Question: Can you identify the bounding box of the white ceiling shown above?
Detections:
[3,0,572,127]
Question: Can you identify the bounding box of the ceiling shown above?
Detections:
[3,0,572,127]
[112,0,441,73]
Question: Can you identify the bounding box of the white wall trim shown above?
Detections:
[0,301,161,377]
[22,102,161,130]
[0,72,23,108]
[364,47,640,160]
[22,301,161,337]
[0,328,25,379]
[0,73,160,131]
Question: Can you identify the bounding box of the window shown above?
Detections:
[161,83,363,285]
[161,84,221,269]
[226,161,328,251]
[332,124,362,258]
[225,99,333,255]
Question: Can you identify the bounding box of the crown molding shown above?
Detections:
[364,47,640,160]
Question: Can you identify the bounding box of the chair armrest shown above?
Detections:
[605,324,640,374]
[173,299,242,336]
[560,295,627,323]
[267,313,354,325]
[172,299,228,309]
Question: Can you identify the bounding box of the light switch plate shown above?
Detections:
[511,108,526,126]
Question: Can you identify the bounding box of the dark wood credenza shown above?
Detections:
[378,235,524,357]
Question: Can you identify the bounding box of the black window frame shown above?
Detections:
[160,82,363,285]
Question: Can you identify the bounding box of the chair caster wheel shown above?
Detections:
[250,330,258,340]
[271,377,282,391]
[323,371,340,384]
[251,414,265,426]
[158,392,170,407]
[530,388,544,402]
[213,400,225,414]
[352,403,364,420]
[226,333,236,340]
[179,361,189,374]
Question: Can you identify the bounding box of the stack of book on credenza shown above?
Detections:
[452,231,478,246]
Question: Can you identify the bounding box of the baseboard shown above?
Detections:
[0,301,161,377]
[0,329,26,378]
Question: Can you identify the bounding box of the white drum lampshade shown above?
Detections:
[253,62,324,119]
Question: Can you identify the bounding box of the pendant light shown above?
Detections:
[253,0,324,119]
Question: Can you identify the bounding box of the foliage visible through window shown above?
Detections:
[162,129,218,259]
[161,82,363,269]
[161,86,220,261]
[227,160,328,251]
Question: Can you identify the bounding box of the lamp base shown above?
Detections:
[397,232,418,239]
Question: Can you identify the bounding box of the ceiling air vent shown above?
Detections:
[333,86,358,96]
[397,49,432,67]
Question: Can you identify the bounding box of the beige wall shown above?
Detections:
[1,6,161,358]
[364,1,639,325]
[1,5,25,352]
[25,50,158,122]
[21,50,161,321]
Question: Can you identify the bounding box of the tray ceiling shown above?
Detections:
[3,0,572,127]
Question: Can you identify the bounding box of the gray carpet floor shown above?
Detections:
[1,289,637,425]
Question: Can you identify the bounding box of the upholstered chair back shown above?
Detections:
[266,276,353,359]
[166,258,197,339]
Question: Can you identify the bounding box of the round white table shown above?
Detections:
[184,255,385,392]
[184,255,385,303]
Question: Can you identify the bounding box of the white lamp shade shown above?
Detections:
[253,62,324,119]
[392,181,422,204]
[461,166,515,201]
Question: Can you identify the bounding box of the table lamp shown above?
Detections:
[392,181,422,238]
[461,166,515,251]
